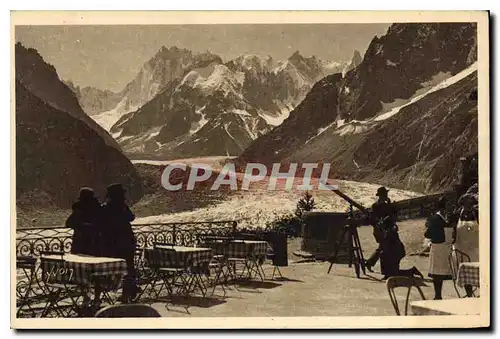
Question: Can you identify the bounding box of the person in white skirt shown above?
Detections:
[425,197,454,300]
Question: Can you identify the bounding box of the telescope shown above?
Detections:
[321,181,370,218]
[321,181,368,277]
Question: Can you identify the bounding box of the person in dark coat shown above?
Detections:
[66,187,102,256]
[378,219,422,279]
[365,187,396,272]
[101,183,138,302]
[367,187,423,279]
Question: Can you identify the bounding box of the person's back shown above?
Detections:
[100,183,138,303]
[66,188,102,256]
[101,200,136,259]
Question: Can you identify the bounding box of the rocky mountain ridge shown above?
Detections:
[15,43,143,209]
[237,23,478,193]
[85,47,347,159]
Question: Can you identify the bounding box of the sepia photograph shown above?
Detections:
[11,10,490,329]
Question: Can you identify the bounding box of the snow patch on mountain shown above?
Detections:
[189,106,209,135]
[236,115,257,140]
[93,98,138,131]
[223,122,236,142]
[195,65,245,96]
[180,70,200,87]
[335,122,370,136]
[374,61,477,122]
[257,110,287,127]
[231,109,251,116]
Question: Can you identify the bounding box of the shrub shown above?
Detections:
[264,192,317,238]
[295,191,316,219]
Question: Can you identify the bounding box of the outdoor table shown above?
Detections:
[39,254,128,316]
[411,298,481,315]
[144,245,213,267]
[40,254,128,286]
[205,239,269,258]
[203,240,270,280]
[457,262,480,288]
[143,245,214,297]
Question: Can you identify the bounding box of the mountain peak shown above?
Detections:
[154,45,189,60]
[288,50,304,62]
[351,50,363,68]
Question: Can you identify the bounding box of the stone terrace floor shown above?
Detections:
[150,219,459,317]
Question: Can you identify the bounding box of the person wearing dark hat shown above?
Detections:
[364,187,395,272]
[66,187,102,256]
[101,183,138,302]
[425,196,454,299]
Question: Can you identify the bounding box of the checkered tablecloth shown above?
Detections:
[144,246,213,267]
[457,262,480,288]
[40,254,128,285]
[205,240,269,259]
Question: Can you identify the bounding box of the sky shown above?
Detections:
[15,24,390,92]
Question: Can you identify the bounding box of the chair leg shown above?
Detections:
[211,267,227,297]
[388,288,400,316]
[271,266,283,280]
[404,286,413,316]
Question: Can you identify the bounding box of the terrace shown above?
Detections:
[16,218,476,318]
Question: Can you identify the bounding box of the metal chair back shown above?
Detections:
[449,248,473,297]
[386,276,426,316]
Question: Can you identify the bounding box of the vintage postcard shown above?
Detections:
[11,11,490,329]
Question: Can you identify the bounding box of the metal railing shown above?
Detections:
[16,220,238,257]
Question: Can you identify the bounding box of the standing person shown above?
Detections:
[425,196,454,300]
[365,187,396,272]
[101,183,138,303]
[66,187,102,256]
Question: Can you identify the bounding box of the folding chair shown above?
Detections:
[208,251,239,296]
[92,273,124,306]
[199,239,233,295]
[161,248,192,296]
[449,248,477,298]
[39,253,87,317]
[386,276,426,316]
[266,252,283,280]
[16,256,39,317]
[140,249,162,300]
[227,243,264,281]
[264,232,288,280]
[187,261,210,297]
[147,247,189,299]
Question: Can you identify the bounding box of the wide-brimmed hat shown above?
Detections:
[376,186,390,197]
[78,187,95,201]
[106,183,126,200]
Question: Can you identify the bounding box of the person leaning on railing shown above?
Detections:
[101,183,139,303]
[65,187,102,256]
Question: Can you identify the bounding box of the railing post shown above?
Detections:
[172,224,177,245]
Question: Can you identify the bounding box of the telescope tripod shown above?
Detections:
[327,204,367,278]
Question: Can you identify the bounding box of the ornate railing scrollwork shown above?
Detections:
[16,220,238,257]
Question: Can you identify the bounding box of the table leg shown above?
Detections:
[465,285,474,297]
